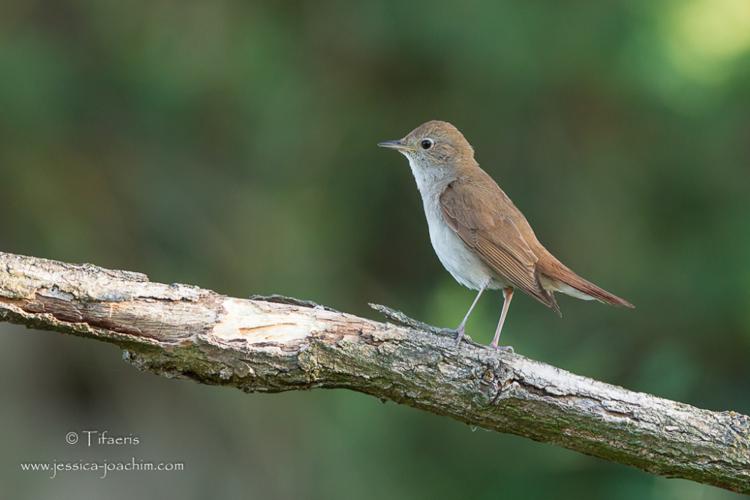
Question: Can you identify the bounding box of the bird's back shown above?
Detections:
[451,165,633,309]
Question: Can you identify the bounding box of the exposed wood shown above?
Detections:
[0,251,748,493]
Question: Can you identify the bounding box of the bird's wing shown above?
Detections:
[439,177,559,312]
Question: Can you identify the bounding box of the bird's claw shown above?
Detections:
[491,344,514,353]
[454,326,465,347]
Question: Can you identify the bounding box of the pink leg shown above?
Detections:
[490,287,514,348]
[455,279,490,346]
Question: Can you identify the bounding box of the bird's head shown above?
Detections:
[378,120,476,171]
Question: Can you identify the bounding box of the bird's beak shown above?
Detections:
[377,139,411,152]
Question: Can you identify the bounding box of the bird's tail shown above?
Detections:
[539,258,634,308]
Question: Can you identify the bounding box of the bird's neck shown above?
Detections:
[406,157,457,201]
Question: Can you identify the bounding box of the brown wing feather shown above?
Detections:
[440,177,560,313]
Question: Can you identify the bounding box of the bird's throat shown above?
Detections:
[405,156,456,200]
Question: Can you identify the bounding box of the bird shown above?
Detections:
[378,120,633,349]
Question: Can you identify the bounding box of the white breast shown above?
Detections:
[406,156,501,291]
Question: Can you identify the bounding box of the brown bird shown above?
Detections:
[378,120,633,349]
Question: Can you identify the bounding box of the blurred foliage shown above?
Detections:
[1,0,749,498]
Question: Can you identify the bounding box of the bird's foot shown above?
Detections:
[490,342,514,353]
[454,325,466,347]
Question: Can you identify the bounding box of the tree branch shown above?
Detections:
[0,251,748,493]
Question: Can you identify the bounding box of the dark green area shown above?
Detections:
[1,1,748,498]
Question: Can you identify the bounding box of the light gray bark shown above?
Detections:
[0,251,748,493]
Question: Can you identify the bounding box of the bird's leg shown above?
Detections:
[490,287,514,349]
[455,280,489,346]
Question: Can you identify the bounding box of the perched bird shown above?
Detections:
[378,120,633,348]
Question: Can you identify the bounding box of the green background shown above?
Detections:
[1,1,749,498]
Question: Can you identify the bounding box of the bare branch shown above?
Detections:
[0,251,748,493]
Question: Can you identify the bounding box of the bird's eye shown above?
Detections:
[420,139,434,150]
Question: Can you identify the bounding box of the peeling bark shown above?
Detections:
[0,251,748,493]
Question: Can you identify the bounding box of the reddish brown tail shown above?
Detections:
[541,258,634,308]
